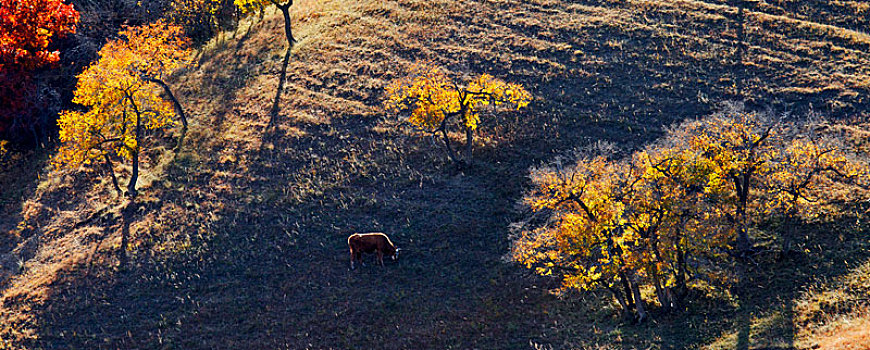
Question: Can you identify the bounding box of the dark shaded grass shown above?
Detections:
[5,0,870,348]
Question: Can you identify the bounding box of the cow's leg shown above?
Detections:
[350,249,355,269]
[377,250,384,267]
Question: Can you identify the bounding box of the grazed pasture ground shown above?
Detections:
[2,0,870,348]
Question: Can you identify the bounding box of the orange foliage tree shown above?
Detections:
[0,0,78,69]
[0,0,78,137]
[54,21,191,198]
[511,108,869,321]
[386,64,531,165]
[511,150,652,321]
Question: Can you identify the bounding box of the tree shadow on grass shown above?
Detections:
[267,47,293,132]
[12,0,870,348]
[180,19,275,132]
[600,219,870,349]
[444,0,870,161]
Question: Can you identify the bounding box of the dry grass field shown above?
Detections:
[2,0,870,348]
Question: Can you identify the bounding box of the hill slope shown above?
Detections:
[2,0,870,348]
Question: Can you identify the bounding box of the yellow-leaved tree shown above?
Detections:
[55,21,192,198]
[386,63,531,165]
[764,122,867,255]
[512,107,869,322]
[511,150,650,321]
[624,144,734,313]
[676,109,782,253]
[511,143,734,322]
[673,106,869,254]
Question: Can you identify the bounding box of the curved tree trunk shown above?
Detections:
[647,232,674,310]
[103,153,122,196]
[650,269,672,311]
[145,77,188,150]
[272,0,295,47]
[145,77,187,130]
[620,272,635,310]
[439,119,460,164]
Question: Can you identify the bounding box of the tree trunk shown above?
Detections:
[605,284,631,320]
[657,280,674,311]
[274,2,295,48]
[645,230,672,310]
[127,98,143,199]
[649,268,672,311]
[629,273,646,323]
[733,172,753,253]
[145,77,187,130]
[103,153,122,196]
[464,125,473,165]
[619,271,635,310]
[439,121,460,164]
[675,245,688,295]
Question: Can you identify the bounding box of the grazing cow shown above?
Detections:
[348,232,399,269]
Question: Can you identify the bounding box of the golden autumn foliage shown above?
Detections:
[511,108,869,321]
[386,63,531,164]
[54,21,191,197]
[169,0,237,43]
[676,110,782,251]
[234,0,270,14]
[235,0,295,45]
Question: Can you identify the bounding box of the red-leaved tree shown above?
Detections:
[0,0,78,138]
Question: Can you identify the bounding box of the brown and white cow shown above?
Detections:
[347,232,399,269]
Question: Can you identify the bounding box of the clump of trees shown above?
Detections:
[54,21,191,198]
[511,106,869,322]
[0,0,78,142]
[385,63,532,165]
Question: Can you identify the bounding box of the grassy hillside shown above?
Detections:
[2,0,870,348]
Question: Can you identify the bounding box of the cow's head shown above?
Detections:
[393,247,401,260]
